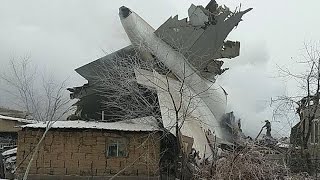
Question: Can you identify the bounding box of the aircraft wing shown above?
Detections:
[155,0,252,80]
[75,45,135,81]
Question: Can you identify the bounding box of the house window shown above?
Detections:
[107,140,127,157]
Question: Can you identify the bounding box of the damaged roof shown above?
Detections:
[21,116,160,132]
[0,115,36,124]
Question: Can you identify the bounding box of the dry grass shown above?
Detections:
[194,144,315,180]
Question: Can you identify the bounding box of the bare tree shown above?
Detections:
[89,45,224,179]
[0,56,71,179]
[272,42,320,174]
[1,56,71,122]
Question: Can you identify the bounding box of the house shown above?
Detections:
[0,107,28,119]
[290,95,320,147]
[0,114,35,150]
[289,95,320,172]
[16,116,161,179]
[0,108,34,179]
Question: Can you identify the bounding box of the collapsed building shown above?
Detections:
[291,94,320,150]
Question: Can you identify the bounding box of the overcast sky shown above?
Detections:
[1,0,320,137]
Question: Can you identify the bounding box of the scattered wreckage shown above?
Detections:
[68,0,252,175]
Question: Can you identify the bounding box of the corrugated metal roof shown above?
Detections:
[21,116,160,132]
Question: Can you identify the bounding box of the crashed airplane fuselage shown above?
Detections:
[120,6,227,137]
[118,2,251,158]
[70,0,251,163]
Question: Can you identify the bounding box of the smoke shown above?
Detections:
[217,41,288,137]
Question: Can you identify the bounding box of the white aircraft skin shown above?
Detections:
[119,7,227,141]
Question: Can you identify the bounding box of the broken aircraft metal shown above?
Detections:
[69,0,251,163]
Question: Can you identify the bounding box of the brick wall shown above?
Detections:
[16,128,160,178]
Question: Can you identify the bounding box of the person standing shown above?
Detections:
[263,120,271,137]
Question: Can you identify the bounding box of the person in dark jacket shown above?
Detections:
[263,120,271,137]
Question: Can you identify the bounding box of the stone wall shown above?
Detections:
[16,128,160,179]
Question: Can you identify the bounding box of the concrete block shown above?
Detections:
[92,160,106,169]
[96,168,108,176]
[106,158,121,168]
[51,159,65,168]
[83,137,97,146]
[79,168,95,176]
[53,167,66,175]
[91,146,105,154]
[79,160,92,168]
[96,136,106,143]
[85,153,98,160]
[43,159,51,168]
[44,136,53,145]
[79,145,92,153]
[36,167,45,174]
[57,152,71,160]
[66,167,80,175]
[71,152,85,160]
[28,167,37,174]
[43,167,55,175]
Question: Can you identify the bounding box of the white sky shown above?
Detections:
[1,0,320,137]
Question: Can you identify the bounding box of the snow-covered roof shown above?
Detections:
[0,115,36,124]
[21,116,160,132]
[2,147,17,157]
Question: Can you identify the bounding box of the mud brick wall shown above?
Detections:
[16,128,160,178]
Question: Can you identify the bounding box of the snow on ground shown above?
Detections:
[1,147,17,157]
